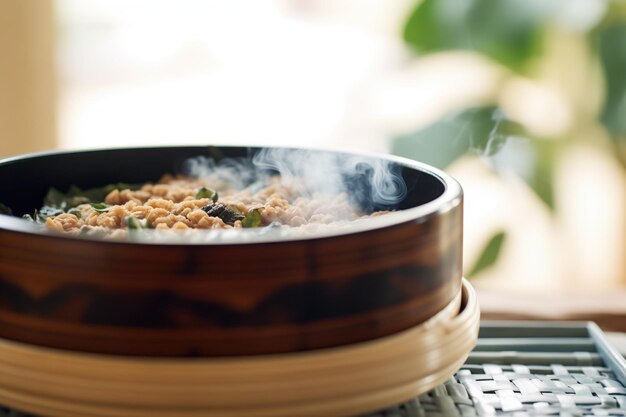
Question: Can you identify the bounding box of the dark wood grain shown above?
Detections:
[0,147,463,356]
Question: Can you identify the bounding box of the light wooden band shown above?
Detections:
[0,279,479,417]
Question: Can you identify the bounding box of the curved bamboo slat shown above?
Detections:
[0,279,479,417]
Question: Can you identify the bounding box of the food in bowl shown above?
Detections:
[33,174,389,238]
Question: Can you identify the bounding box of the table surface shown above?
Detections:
[477,287,626,333]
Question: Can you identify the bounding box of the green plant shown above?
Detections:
[394,0,626,277]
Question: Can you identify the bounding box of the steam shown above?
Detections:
[181,155,257,191]
[182,148,407,212]
[478,107,509,157]
[340,154,408,207]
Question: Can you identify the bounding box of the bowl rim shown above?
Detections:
[0,145,463,246]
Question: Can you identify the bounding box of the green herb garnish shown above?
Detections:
[125,216,148,230]
[196,187,218,203]
[44,183,141,210]
[0,203,12,216]
[90,203,110,213]
[37,206,64,220]
[24,182,141,224]
[67,208,82,218]
[22,206,64,224]
[241,209,262,228]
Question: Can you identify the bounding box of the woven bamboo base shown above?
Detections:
[1,319,626,417]
[0,279,479,417]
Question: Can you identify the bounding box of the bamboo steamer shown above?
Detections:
[0,279,478,417]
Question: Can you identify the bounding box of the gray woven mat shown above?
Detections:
[366,321,626,417]
[368,363,626,417]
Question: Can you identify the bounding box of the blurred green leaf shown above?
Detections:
[597,22,626,166]
[488,135,555,211]
[402,0,559,72]
[527,141,556,211]
[392,106,556,210]
[391,106,525,169]
[467,231,507,278]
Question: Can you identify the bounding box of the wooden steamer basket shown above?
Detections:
[0,146,478,417]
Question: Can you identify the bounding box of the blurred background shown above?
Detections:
[2,0,626,327]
